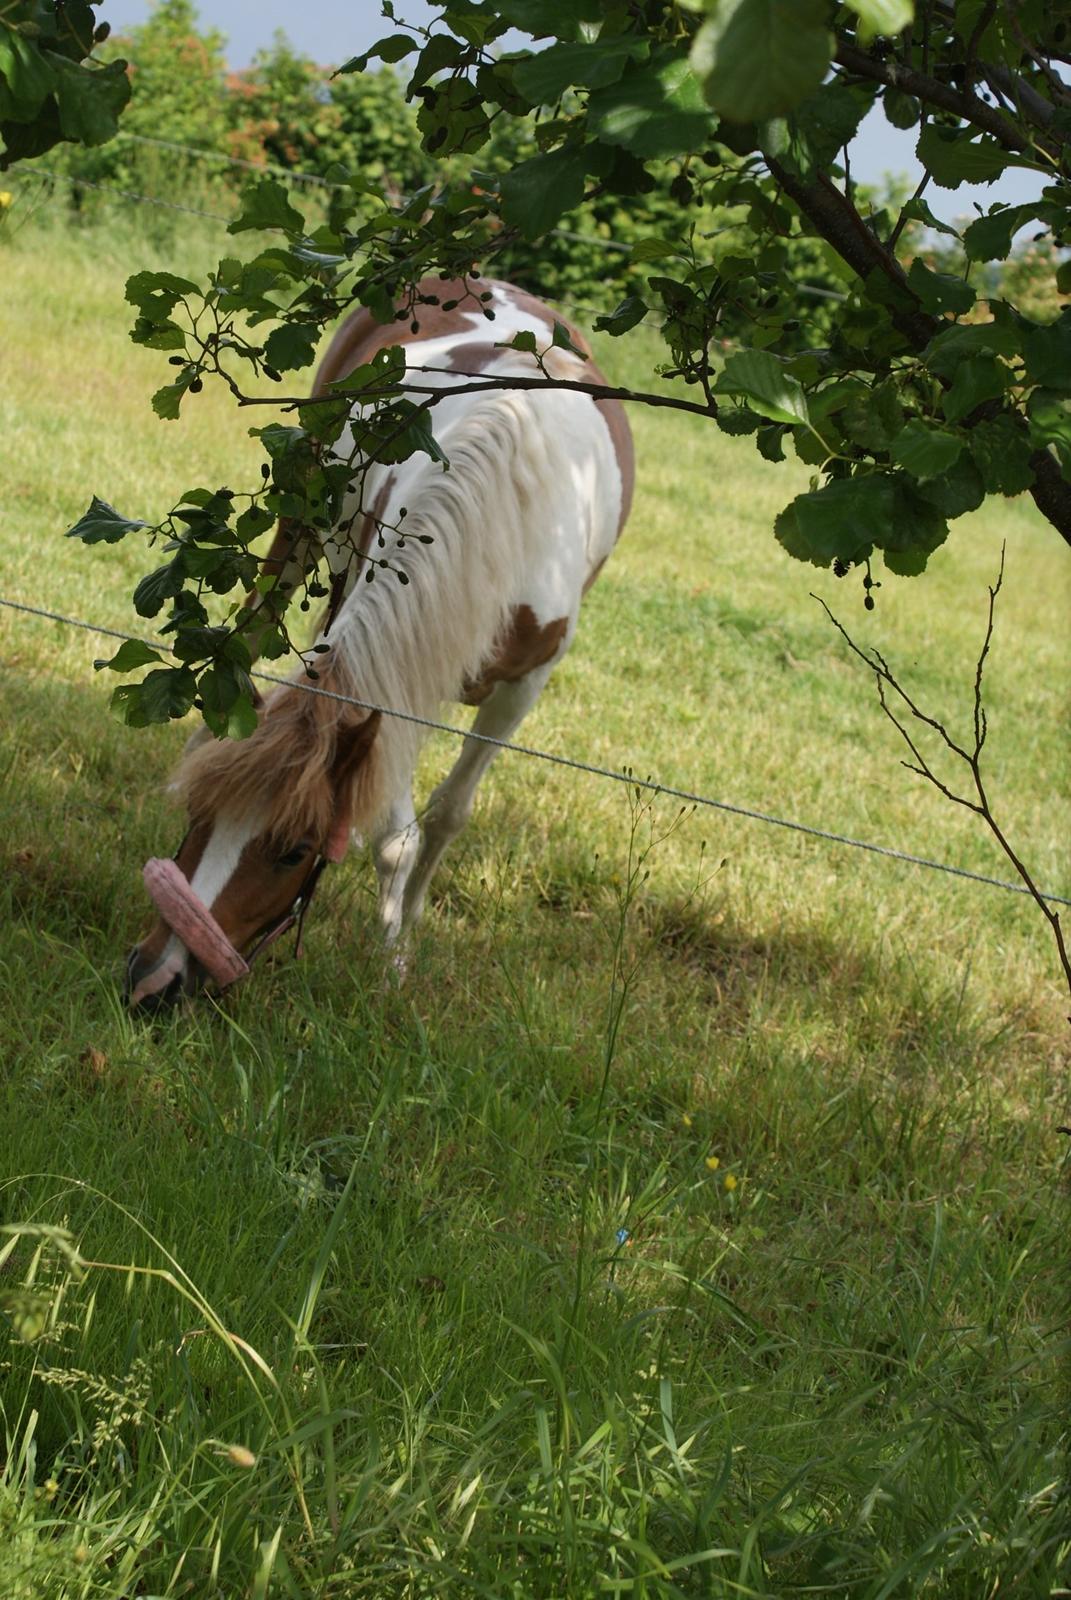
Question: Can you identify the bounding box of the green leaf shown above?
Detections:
[593,295,648,336]
[94,638,163,673]
[715,349,809,425]
[587,55,711,158]
[787,81,868,171]
[0,26,56,119]
[125,270,199,317]
[513,37,647,104]
[968,415,1035,495]
[228,178,305,236]
[899,197,960,239]
[775,475,891,566]
[65,496,149,545]
[498,0,606,37]
[691,0,833,124]
[883,88,919,129]
[551,319,587,358]
[1027,389,1071,472]
[130,316,186,351]
[776,471,947,572]
[497,329,539,354]
[336,33,415,73]
[881,480,949,571]
[630,237,677,262]
[963,202,1046,262]
[133,560,184,618]
[263,322,321,373]
[327,345,406,394]
[889,419,964,480]
[924,316,1023,380]
[907,258,975,316]
[913,454,985,518]
[50,55,130,146]
[941,355,1007,424]
[151,373,197,421]
[219,693,259,740]
[916,125,1012,190]
[110,668,197,727]
[499,146,588,240]
[844,0,913,40]
[839,380,904,451]
[1021,312,1071,390]
[756,424,787,462]
[368,401,448,466]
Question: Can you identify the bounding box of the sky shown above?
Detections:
[110,0,1044,227]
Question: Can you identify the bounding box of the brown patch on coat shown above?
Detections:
[441,340,516,374]
[314,277,490,392]
[595,396,634,535]
[461,605,569,705]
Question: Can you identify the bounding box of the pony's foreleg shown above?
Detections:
[401,666,553,934]
[371,792,422,946]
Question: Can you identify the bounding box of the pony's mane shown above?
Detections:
[172,657,381,847]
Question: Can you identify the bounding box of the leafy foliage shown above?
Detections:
[10,0,1071,727]
[0,0,129,166]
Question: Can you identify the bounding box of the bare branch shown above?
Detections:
[815,571,1071,1013]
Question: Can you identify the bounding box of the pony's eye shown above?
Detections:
[276,842,311,871]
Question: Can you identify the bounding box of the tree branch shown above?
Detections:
[234,369,720,421]
[835,39,1053,159]
[765,155,940,350]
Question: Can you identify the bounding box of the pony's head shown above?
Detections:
[125,675,380,1011]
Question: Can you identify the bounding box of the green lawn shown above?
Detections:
[1,206,1069,1598]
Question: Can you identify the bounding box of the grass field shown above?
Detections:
[1,202,1069,1598]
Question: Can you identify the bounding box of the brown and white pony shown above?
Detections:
[125,277,634,1009]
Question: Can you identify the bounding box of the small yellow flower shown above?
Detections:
[704,1155,720,1171]
[723,1174,738,1192]
[0,192,12,210]
[681,1113,693,1128]
[225,1444,257,1469]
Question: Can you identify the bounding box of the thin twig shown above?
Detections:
[815,554,1071,1015]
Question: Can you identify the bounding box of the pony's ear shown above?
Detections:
[325,712,381,859]
[332,711,381,790]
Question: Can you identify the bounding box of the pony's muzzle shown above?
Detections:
[124,950,191,1012]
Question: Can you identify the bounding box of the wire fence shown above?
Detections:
[2,594,1067,909]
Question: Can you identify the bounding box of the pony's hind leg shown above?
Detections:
[371,792,422,945]
[401,666,554,935]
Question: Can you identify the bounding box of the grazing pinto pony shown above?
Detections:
[126,278,634,1009]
